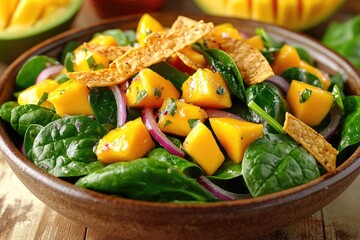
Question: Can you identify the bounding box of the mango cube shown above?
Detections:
[17,79,60,108]
[158,98,208,137]
[96,117,155,164]
[136,13,165,45]
[48,79,93,116]
[182,68,232,109]
[126,68,180,108]
[286,80,334,127]
[209,117,263,163]
[183,122,224,175]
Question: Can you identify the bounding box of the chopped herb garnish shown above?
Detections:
[188,119,200,129]
[216,86,225,95]
[165,98,177,116]
[154,87,162,99]
[164,120,172,127]
[37,92,49,105]
[300,89,312,103]
[87,55,96,69]
[136,89,147,103]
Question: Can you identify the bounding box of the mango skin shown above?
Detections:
[0,0,83,63]
[183,122,224,176]
[47,79,93,116]
[158,98,208,137]
[96,117,155,164]
[209,117,263,163]
[286,80,334,127]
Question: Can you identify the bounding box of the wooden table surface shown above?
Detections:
[0,1,359,239]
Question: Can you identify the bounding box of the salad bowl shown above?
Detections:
[0,12,359,240]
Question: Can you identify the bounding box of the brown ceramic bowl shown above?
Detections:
[0,13,359,240]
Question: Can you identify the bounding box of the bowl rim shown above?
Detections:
[0,0,83,40]
[0,12,359,212]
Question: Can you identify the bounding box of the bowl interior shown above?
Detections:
[0,12,359,239]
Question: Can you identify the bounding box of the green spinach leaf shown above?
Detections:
[148,148,203,178]
[76,158,217,202]
[16,55,59,90]
[295,47,314,66]
[246,82,289,133]
[338,96,360,153]
[281,67,322,88]
[0,101,19,122]
[242,134,320,197]
[31,116,107,177]
[89,87,117,127]
[23,124,43,160]
[10,104,60,136]
[255,28,283,63]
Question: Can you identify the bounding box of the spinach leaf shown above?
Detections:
[201,47,246,103]
[101,29,129,46]
[242,134,320,197]
[10,104,60,136]
[23,124,43,160]
[246,82,289,133]
[0,101,19,122]
[89,87,117,127]
[64,52,75,72]
[61,41,80,63]
[338,96,360,153]
[281,67,322,88]
[123,30,137,46]
[322,16,360,69]
[31,116,107,177]
[149,61,189,92]
[16,55,59,90]
[148,148,203,178]
[75,158,217,202]
[295,47,314,66]
[255,28,283,63]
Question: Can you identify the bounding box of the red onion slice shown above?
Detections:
[320,106,342,141]
[266,75,290,94]
[197,176,250,201]
[205,109,246,121]
[142,107,185,157]
[109,85,127,127]
[36,64,64,84]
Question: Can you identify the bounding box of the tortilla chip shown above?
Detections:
[204,34,274,85]
[283,112,338,172]
[84,43,133,61]
[109,16,214,83]
[67,68,124,87]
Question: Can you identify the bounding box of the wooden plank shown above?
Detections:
[0,153,86,240]
[323,176,360,239]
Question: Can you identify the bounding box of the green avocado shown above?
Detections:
[0,0,83,63]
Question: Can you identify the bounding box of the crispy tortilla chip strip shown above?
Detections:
[283,112,338,172]
[84,43,133,61]
[167,16,199,35]
[205,34,274,85]
[67,68,123,87]
[176,51,205,70]
[110,16,214,83]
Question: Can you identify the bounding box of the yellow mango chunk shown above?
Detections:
[182,68,232,109]
[252,0,276,24]
[8,0,44,28]
[0,0,19,30]
[17,79,60,108]
[177,46,207,70]
[72,34,118,72]
[136,13,165,45]
[271,44,301,75]
[48,79,93,116]
[126,68,180,108]
[286,80,334,127]
[212,23,244,40]
[158,98,208,137]
[183,122,225,175]
[245,35,264,50]
[96,117,155,164]
[209,118,263,163]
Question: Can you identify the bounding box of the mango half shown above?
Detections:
[0,0,83,63]
[193,0,345,31]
